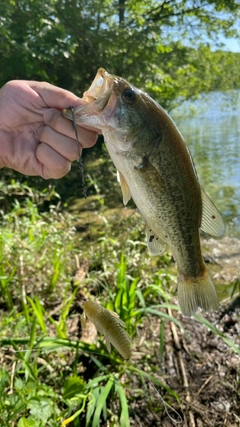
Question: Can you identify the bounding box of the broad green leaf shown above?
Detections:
[63,376,86,400]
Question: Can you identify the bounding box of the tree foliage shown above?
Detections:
[0,0,240,109]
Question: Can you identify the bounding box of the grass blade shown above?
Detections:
[92,376,114,427]
[135,306,184,331]
[27,296,47,333]
[116,382,130,427]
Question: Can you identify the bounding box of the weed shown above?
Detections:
[0,180,239,426]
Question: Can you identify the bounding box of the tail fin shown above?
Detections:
[178,265,219,317]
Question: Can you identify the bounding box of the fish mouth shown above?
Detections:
[82,68,113,105]
[62,68,114,123]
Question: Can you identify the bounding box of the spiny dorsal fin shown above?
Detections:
[117,171,131,205]
[107,309,127,328]
[200,187,225,238]
[146,226,166,256]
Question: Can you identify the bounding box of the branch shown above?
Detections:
[148,5,202,23]
[127,1,211,28]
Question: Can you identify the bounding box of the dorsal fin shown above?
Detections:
[200,187,225,237]
[107,309,127,328]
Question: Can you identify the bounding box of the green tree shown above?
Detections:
[0,0,239,108]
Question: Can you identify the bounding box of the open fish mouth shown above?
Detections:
[62,68,115,124]
[82,68,112,104]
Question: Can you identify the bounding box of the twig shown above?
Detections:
[8,361,16,395]
[233,413,240,422]
[19,255,27,305]
[37,357,54,373]
[195,375,213,397]
[168,308,196,427]
[223,411,229,426]
[75,254,80,270]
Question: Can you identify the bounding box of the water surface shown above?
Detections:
[172,91,240,237]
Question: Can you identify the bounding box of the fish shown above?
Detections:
[81,300,132,359]
[63,68,225,316]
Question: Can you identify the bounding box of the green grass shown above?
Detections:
[0,179,239,426]
[0,180,179,427]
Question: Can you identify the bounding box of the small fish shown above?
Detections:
[82,301,132,359]
[63,68,225,316]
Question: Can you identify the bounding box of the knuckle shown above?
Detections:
[43,108,61,128]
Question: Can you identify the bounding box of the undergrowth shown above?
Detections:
[0,179,239,427]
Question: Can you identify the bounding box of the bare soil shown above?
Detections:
[130,303,240,427]
[127,235,240,427]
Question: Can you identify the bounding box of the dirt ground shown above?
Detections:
[127,236,240,427]
[130,302,240,427]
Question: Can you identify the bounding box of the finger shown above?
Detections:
[43,108,98,148]
[30,81,84,110]
[36,143,71,179]
[39,125,81,162]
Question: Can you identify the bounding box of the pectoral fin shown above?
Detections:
[146,227,166,256]
[117,171,131,205]
[200,187,225,237]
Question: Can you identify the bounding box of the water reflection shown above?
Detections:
[172,92,240,236]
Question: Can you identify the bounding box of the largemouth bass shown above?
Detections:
[63,68,225,316]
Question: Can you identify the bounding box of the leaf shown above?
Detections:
[92,377,114,427]
[27,296,47,333]
[63,376,86,400]
[116,382,130,427]
[28,397,53,423]
[18,417,41,427]
[86,388,98,427]
[0,369,10,393]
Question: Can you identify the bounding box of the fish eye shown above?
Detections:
[122,87,136,103]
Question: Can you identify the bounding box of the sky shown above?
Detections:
[220,37,240,52]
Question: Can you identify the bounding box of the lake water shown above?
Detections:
[171,91,240,237]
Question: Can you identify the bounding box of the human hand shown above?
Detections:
[0,80,98,179]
